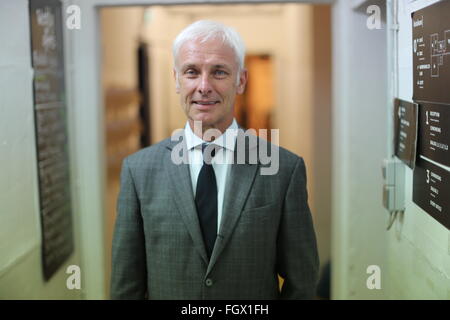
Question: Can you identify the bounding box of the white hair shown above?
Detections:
[172,20,246,84]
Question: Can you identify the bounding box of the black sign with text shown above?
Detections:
[394,99,418,169]
[412,0,450,104]
[29,0,74,281]
[413,157,450,229]
[418,103,450,167]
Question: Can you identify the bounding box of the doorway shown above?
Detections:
[77,1,331,299]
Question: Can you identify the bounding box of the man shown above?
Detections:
[111,20,319,300]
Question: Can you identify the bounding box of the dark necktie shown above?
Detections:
[195,143,217,260]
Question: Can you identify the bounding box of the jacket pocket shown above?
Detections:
[239,202,277,223]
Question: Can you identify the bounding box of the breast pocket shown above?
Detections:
[239,202,278,223]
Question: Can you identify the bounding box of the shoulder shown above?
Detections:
[255,135,305,171]
[123,137,172,167]
[277,143,303,166]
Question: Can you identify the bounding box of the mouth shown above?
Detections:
[192,100,220,106]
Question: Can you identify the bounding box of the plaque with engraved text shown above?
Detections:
[29,0,74,281]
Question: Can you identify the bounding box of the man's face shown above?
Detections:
[174,38,247,132]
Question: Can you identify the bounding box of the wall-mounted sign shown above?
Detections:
[29,0,74,281]
[412,0,450,104]
[418,103,450,167]
[394,99,418,169]
[413,157,450,229]
[412,1,450,229]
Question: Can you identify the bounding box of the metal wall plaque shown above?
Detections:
[412,0,450,104]
[418,103,450,167]
[29,0,74,281]
[413,157,450,229]
[394,99,418,169]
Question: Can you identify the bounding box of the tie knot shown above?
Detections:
[202,143,216,164]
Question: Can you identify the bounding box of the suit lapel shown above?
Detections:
[164,129,260,273]
[164,138,209,265]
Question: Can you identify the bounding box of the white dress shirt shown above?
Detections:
[184,119,238,233]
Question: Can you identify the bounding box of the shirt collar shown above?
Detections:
[184,119,238,152]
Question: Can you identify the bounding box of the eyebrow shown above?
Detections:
[181,64,231,71]
[212,64,230,70]
[182,64,198,70]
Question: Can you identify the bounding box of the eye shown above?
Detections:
[214,70,228,78]
[184,69,198,77]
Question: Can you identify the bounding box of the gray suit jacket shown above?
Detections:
[111,131,319,299]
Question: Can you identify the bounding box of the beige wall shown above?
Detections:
[100,6,145,297]
[101,8,144,89]
[312,4,332,267]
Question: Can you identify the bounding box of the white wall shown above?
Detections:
[331,0,388,299]
[0,0,82,299]
[385,0,450,299]
[332,0,450,300]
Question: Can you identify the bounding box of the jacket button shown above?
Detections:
[205,278,213,287]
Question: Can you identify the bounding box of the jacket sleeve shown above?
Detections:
[110,157,147,299]
[277,157,320,299]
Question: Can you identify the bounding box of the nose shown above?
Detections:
[198,73,212,96]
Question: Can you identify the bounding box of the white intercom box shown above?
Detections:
[382,158,405,212]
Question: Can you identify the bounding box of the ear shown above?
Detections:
[173,68,180,93]
[236,69,248,95]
